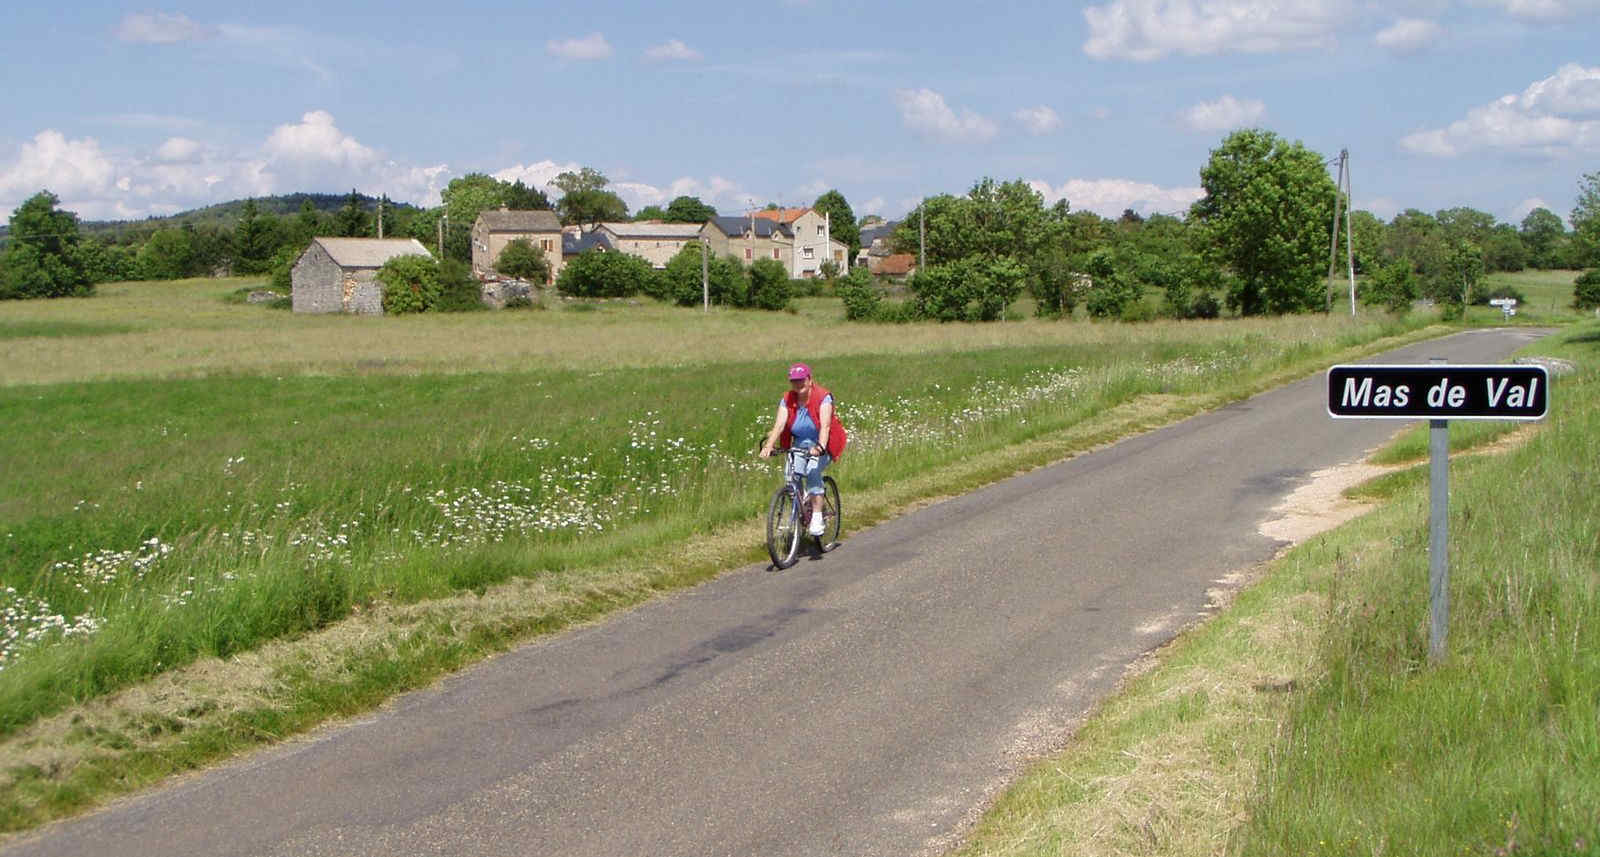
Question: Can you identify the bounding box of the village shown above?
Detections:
[289,205,915,315]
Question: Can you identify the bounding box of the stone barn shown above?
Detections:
[290,237,433,315]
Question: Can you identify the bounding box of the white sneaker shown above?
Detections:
[808,512,825,536]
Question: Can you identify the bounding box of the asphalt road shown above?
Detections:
[4,328,1549,857]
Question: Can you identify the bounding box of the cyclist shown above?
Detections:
[758,362,847,536]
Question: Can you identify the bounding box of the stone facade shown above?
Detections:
[470,209,564,283]
[290,237,433,315]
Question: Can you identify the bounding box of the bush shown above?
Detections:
[1362,260,1420,315]
[1574,269,1600,310]
[494,238,550,283]
[1083,249,1141,319]
[269,242,305,293]
[909,256,1025,322]
[837,266,881,320]
[747,258,791,311]
[1468,281,1526,306]
[658,245,746,307]
[434,259,486,312]
[556,251,653,298]
[376,254,443,314]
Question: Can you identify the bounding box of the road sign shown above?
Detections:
[1488,298,1517,307]
[1327,364,1547,420]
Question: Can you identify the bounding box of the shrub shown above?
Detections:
[376,254,442,314]
[1362,260,1420,315]
[747,258,791,311]
[556,251,653,298]
[434,259,486,312]
[658,245,746,307]
[909,256,1025,322]
[837,266,881,320]
[1083,249,1140,319]
[1574,269,1600,310]
[494,238,550,283]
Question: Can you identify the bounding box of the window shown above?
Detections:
[772,249,780,259]
[803,247,814,259]
[541,239,552,252]
[745,248,752,260]
[817,225,824,236]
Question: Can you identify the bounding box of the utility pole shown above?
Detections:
[1326,149,1356,316]
[918,201,925,272]
[377,197,384,239]
[437,213,445,258]
[701,237,709,312]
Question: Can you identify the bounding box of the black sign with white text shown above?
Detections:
[1327,364,1548,420]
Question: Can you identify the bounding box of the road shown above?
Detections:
[3,328,1548,857]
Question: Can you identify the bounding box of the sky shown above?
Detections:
[2,1,1597,229]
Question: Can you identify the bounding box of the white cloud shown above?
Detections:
[1476,0,1600,20]
[154,137,203,164]
[1510,197,1551,222]
[0,131,119,208]
[1027,177,1205,218]
[1400,63,1600,157]
[263,111,377,168]
[1374,18,1441,54]
[1083,0,1347,60]
[894,89,998,143]
[491,160,582,194]
[115,12,214,44]
[606,175,752,215]
[1178,95,1265,132]
[547,33,613,61]
[645,39,702,62]
[859,196,886,216]
[1013,106,1063,135]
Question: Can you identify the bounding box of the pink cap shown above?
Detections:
[787,362,811,381]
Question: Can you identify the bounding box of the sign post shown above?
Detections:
[1327,361,1548,660]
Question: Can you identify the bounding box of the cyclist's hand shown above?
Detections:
[809,443,824,457]
[758,444,773,459]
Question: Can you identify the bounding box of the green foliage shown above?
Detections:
[329,189,371,238]
[553,167,629,226]
[909,255,1026,322]
[502,180,550,211]
[231,199,281,275]
[1,191,93,299]
[1080,249,1137,319]
[73,239,137,284]
[494,238,550,283]
[1519,207,1568,269]
[376,254,443,314]
[658,243,745,306]
[268,242,306,293]
[1191,129,1337,315]
[837,266,883,321]
[134,228,196,280]
[555,250,653,298]
[1574,269,1600,310]
[1573,170,1600,268]
[1362,259,1420,314]
[747,258,791,310]
[433,259,485,312]
[663,196,717,223]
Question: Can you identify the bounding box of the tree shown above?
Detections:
[494,238,550,283]
[1362,259,1419,314]
[135,228,196,280]
[376,254,442,314]
[664,196,717,223]
[1190,129,1337,315]
[1,191,92,298]
[233,199,282,275]
[441,173,506,227]
[503,179,550,210]
[1519,207,1566,269]
[553,167,629,227]
[746,258,791,311]
[634,205,669,221]
[659,242,745,306]
[812,190,860,260]
[1572,170,1600,268]
[330,189,371,237]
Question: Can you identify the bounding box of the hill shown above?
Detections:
[0,193,422,241]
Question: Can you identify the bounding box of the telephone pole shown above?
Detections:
[1326,149,1356,316]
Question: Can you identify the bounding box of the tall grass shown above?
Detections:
[1234,324,1600,853]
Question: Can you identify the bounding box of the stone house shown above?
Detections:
[290,237,433,315]
[764,207,848,278]
[589,221,707,268]
[470,208,564,283]
[701,215,793,267]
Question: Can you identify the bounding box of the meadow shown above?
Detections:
[0,272,1580,833]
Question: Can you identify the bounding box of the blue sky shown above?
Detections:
[2,1,1596,228]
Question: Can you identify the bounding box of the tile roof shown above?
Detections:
[763,207,812,224]
[562,231,614,254]
[875,253,916,275]
[596,221,707,239]
[475,209,562,232]
[312,237,432,269]
[708,215,792,239]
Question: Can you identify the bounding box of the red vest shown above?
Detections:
[781,383,847,460]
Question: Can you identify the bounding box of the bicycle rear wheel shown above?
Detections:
[818,476,842,551]
[766,487,802,568]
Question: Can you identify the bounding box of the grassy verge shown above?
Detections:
[952,322,1599,856]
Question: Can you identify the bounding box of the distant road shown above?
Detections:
[5,328,1549,857]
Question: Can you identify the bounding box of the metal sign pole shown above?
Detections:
[1427,357,1449,660]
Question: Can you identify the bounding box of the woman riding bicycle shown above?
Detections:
[758,362,847,536]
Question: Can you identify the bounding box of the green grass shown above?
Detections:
[0,320,136,339]
[0,277,1469,832]
[952,321,1600,857]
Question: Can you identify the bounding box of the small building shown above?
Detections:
[590,221,707,268]
[702,215,793,266]
[471,208,564,283]
[290,237,433,315]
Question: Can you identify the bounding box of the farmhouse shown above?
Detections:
[471,208,564,282]
[589,221,707,268]
[290,237,433,315]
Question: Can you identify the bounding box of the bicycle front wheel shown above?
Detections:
[819,476,842,550]
[767,487,802,568]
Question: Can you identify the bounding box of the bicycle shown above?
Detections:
[765,446,841,569]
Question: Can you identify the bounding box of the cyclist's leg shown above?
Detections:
[804,453,831,529]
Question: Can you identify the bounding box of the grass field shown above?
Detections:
[0,270,1580,836]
